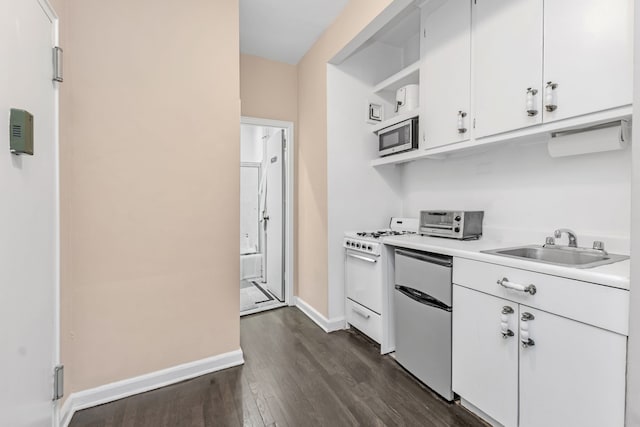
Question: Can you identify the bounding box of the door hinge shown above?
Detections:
[53,47,63,83]
[473,118,476,129]
[53,365,64,401]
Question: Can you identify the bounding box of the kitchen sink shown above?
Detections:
[482,245,629,269]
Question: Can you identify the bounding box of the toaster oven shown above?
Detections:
[419,211,484,240]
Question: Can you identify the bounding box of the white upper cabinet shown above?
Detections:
[473,0,543,138]
[543,0,633,122]
[420,0,472,149]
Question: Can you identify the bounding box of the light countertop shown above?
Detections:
[381,234,630,291]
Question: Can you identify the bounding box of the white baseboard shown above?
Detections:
[460,398,503,427]
[59,349,244,427]
[294,296,345,333]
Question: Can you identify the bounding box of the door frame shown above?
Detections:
[38,0,61,424]
[240,116,295,307]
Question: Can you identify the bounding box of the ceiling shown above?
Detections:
[240,0,349,65]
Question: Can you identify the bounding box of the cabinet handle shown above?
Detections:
[520,312,535,348]
[351,306,370,319]
[457,111,467,134]
[501,305,515,339]
[526,87,539,116]
[497,277,537,295]
[545,81,559,112]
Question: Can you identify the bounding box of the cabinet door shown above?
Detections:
[543,0,633,122]
[473,0,543,138]
[519,306,627,427]
[452,286,518,427]
[420,0,471,149]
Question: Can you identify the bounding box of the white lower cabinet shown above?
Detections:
[452,285,518,427]
[453,283,627,427]
[519,306,627,427]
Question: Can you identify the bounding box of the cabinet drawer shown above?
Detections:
[346,299,382,343]
[453,258,629,335]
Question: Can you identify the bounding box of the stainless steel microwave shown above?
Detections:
[420,210,484,240]
[378,117,419,157]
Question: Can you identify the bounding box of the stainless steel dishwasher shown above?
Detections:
[394,248,453,401]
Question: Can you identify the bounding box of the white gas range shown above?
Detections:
[343,218,418,354]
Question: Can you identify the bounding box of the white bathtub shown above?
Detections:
[241,253,263,280]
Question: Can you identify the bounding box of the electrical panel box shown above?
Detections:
[10,108,34,155]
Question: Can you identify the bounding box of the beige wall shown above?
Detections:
[59,0,240,394]
[240,54,298,123]
[296,0,394,316]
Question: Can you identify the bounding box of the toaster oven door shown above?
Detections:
[420,211,455,229]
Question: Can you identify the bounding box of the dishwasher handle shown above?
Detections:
[395,285,452,312]
[395,249,452,267]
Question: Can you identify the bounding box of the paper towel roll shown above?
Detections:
[548,120,630,158]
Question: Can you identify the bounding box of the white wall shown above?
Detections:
[240,165,260,255]
[326,41,406,320]
[240,124,263,163]
[402,140,631,252]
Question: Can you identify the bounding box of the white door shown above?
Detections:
[519,306,627,427]
[543,0,633,123]
[452,286,518,427]
[473,0,543,138]
[0,1,58,426]
[263,130,284,301]
[420,0,471,149]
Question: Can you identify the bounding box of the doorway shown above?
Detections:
[239,117,294,316]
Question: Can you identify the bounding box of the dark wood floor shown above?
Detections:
[70,307,485,427]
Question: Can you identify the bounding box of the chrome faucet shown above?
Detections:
[554,228,578,248]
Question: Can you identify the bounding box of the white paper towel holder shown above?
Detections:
[548,119,631,158]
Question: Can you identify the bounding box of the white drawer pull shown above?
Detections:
[497,277,537,295]
[352,306,370,319]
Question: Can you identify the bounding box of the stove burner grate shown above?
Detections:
[355,230,416,239]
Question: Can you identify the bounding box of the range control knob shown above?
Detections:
[367,245,372,251]
[455,215,461,222]
[356,243,361,249]
[454,227,460,233]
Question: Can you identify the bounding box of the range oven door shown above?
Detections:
[345,249,383,314]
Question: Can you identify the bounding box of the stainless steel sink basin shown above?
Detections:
[482,245,629,269]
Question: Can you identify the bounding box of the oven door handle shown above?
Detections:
[346,253,378,263]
